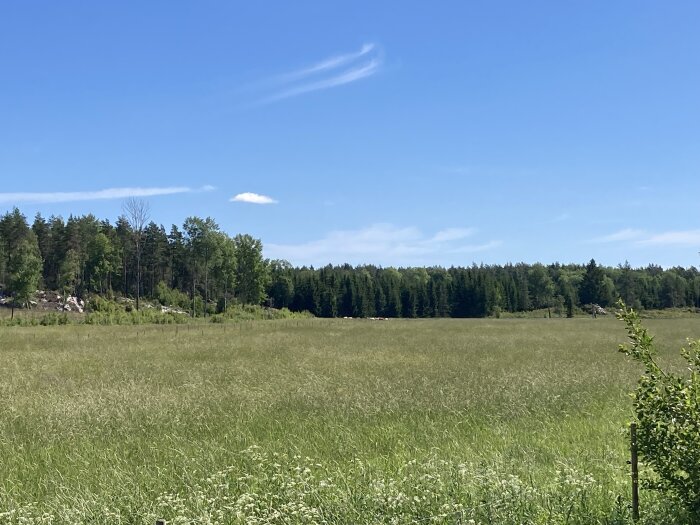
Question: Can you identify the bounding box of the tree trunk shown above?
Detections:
[204,262,208,317]
[224,281,228,313]
[123,256,127,297]
[191,275,196,318]
[136,246,141,311]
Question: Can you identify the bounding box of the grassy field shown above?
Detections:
[1,317,699,524]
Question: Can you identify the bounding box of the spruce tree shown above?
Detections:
[579,258,609,306]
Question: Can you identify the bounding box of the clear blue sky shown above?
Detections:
[2,2,699,268]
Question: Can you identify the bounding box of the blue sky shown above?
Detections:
[1,1,699,268]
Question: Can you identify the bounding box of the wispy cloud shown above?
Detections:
[253,43,382,105]
[230,192,278,205]
[591,228,646,243]
[431,227,476,242]
[274,43,375,83]
[262,59,381,103]
[450,240,503,253]
[637,230,700,246]
[590,228,700,246]
[266,224,500,266]
[0,186,212,204]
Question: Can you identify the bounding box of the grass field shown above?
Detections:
[1,318,699,524]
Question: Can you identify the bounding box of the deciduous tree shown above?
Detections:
[233,234,268,305]
[122,198,150,310]
[7,236,42,318]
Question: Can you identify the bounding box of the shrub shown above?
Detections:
[154,281,191,310]
[617,301,700,514]
[88,295,123,314]
[39,312,68,326]
[217,303,313,321]
[83,307,188,325]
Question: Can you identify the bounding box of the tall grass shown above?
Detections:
[1,318,698,523]
[0,303,312,326]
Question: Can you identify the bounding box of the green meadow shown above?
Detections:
[1,317,698,524]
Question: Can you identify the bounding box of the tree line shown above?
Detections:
[271,259,700,318]
[1,206,699,318]
[0,205,267,317]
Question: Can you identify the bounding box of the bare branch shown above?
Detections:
[122,198,150,310]
[122,197,150,234]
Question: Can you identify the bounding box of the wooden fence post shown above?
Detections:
[630,422,639,521]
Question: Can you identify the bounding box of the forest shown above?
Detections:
[1,206,699,318]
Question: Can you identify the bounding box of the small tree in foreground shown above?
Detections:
[617,301,700,514]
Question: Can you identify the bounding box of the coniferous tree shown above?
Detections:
[580,259,609,306]
[168,225,187,291]
[44,216,67,290]
[6,205,700,319]
[32,213,51,287]
[0,233,5,288]
[381,268,402,317]
[0,208,31,256]
[516,265,531,311]
[114,216,133,298]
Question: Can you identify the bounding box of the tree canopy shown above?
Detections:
[1,207,699,318]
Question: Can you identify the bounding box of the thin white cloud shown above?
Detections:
[266,224,500,266]
[591,228,646,243]
[637,230,700,246]
[230,192,278,205]
[275,43,375,83]
[0,186,199,204]
[252,43,382,105]
[590,228,700,247]
[449,240,503,253]
[262,59,381,103]
[431,227,476,242]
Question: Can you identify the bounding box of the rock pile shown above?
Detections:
[31,290,85,312]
